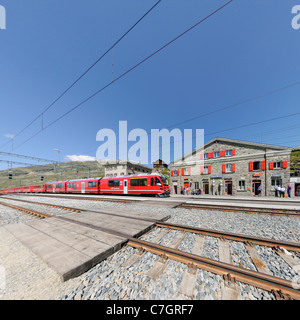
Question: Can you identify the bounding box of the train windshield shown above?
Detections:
[160,176,168,186]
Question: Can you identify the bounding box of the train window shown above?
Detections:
[48,185,52,188]
[131,178,147,187]
[108,180,119,187]
[88,181,97,188]
[151,178,154,186]
[155,177,162,186]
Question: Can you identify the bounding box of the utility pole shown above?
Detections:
[53,148,62,164]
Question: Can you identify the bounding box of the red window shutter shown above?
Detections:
[177,170,179,176]
[208,165,211,174]
[200,166,204,174]
[232,163,235,172]
[220,150,226,157]
[171,171,174,176]
[261,160,266,171]
[232,149,236,156]
[208,152,214,159]
[222,164,226,173]
[249,161,253,171]
[269,162,274,170]
[282,160,288,169]
[200,154,203,160]
[188,167,191,175]
[181,168,185,175]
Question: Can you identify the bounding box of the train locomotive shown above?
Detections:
[0,173,170,197]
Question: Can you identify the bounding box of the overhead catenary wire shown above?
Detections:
[13,0,234,151]
[0,0,162,150]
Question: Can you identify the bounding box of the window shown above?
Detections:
[203,166,209,174]
[253,161,260,170]
[47,184,52,188]
[67,182,76,189]
[108,180,120,187]
[274,162,281,169]
[226,150,232,156]
[271,178,282,189]
[155,177,161,186]
[226,164,232,172]
[184,167,189,175]
[151,178,154,186]
[214,152,220,158]
[203,153,208,159]
[194,182,199,189]
[238,181,245,190]
[130,178,147,187]
[88,181,97,188]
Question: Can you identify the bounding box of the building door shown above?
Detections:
[203,182,209,194]
[225,181,232,195]
[124,179,128,194]
[295,184,300,197]
[174,186,178,194]
[252,180,261,196]
[81,182,85,194]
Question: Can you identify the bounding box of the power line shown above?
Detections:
[13,0,234,151]
[0,151,57,164]
[0,0,162,150]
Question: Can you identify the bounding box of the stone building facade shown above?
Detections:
[170,137,292,197]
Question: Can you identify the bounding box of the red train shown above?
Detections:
[0,173,170,197]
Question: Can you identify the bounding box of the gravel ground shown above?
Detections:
[0,195,300,300]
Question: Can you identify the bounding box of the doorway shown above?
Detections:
[203,182,209,195]
[252,180,261,196]
[295,184,300,197]
[225,181,232,195]
[124,179,128,194]
[81,182,85,194]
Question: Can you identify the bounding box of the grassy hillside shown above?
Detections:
[0,161,105,189]
[291,149,300,176]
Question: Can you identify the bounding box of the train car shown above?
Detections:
[22,186,32,193]
[45,181,66,193]
[66,178,101,194]
[99,173,170,196]
[31,184,46,193]
[14,187,22,193]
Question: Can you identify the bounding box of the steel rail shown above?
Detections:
[155,222,300,252]
[0,196,84,212]
[0,201,51,219]
[179,203,300,217]
[128,238,300,300]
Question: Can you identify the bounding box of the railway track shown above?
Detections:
[179,203,300,217]
[1,197,300,299]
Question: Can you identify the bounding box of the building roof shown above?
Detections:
[100,159,152,170]
[171,136,292,165]
[152,159,167,165]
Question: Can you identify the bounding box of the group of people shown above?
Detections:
[180,187,202,195]
[275,185,292,198]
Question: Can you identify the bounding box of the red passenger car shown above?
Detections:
[100,173,169,196]
[31,184,46,193]
[45,181,66,193]
[66,178,101,194]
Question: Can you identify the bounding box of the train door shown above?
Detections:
[53,185,55,193]
[81,182,85,194]
[124,179,128,194]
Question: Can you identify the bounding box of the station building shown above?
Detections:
[170,137,292,197]
[103,160,152,177]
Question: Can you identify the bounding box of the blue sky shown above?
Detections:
[0,0,300,169]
